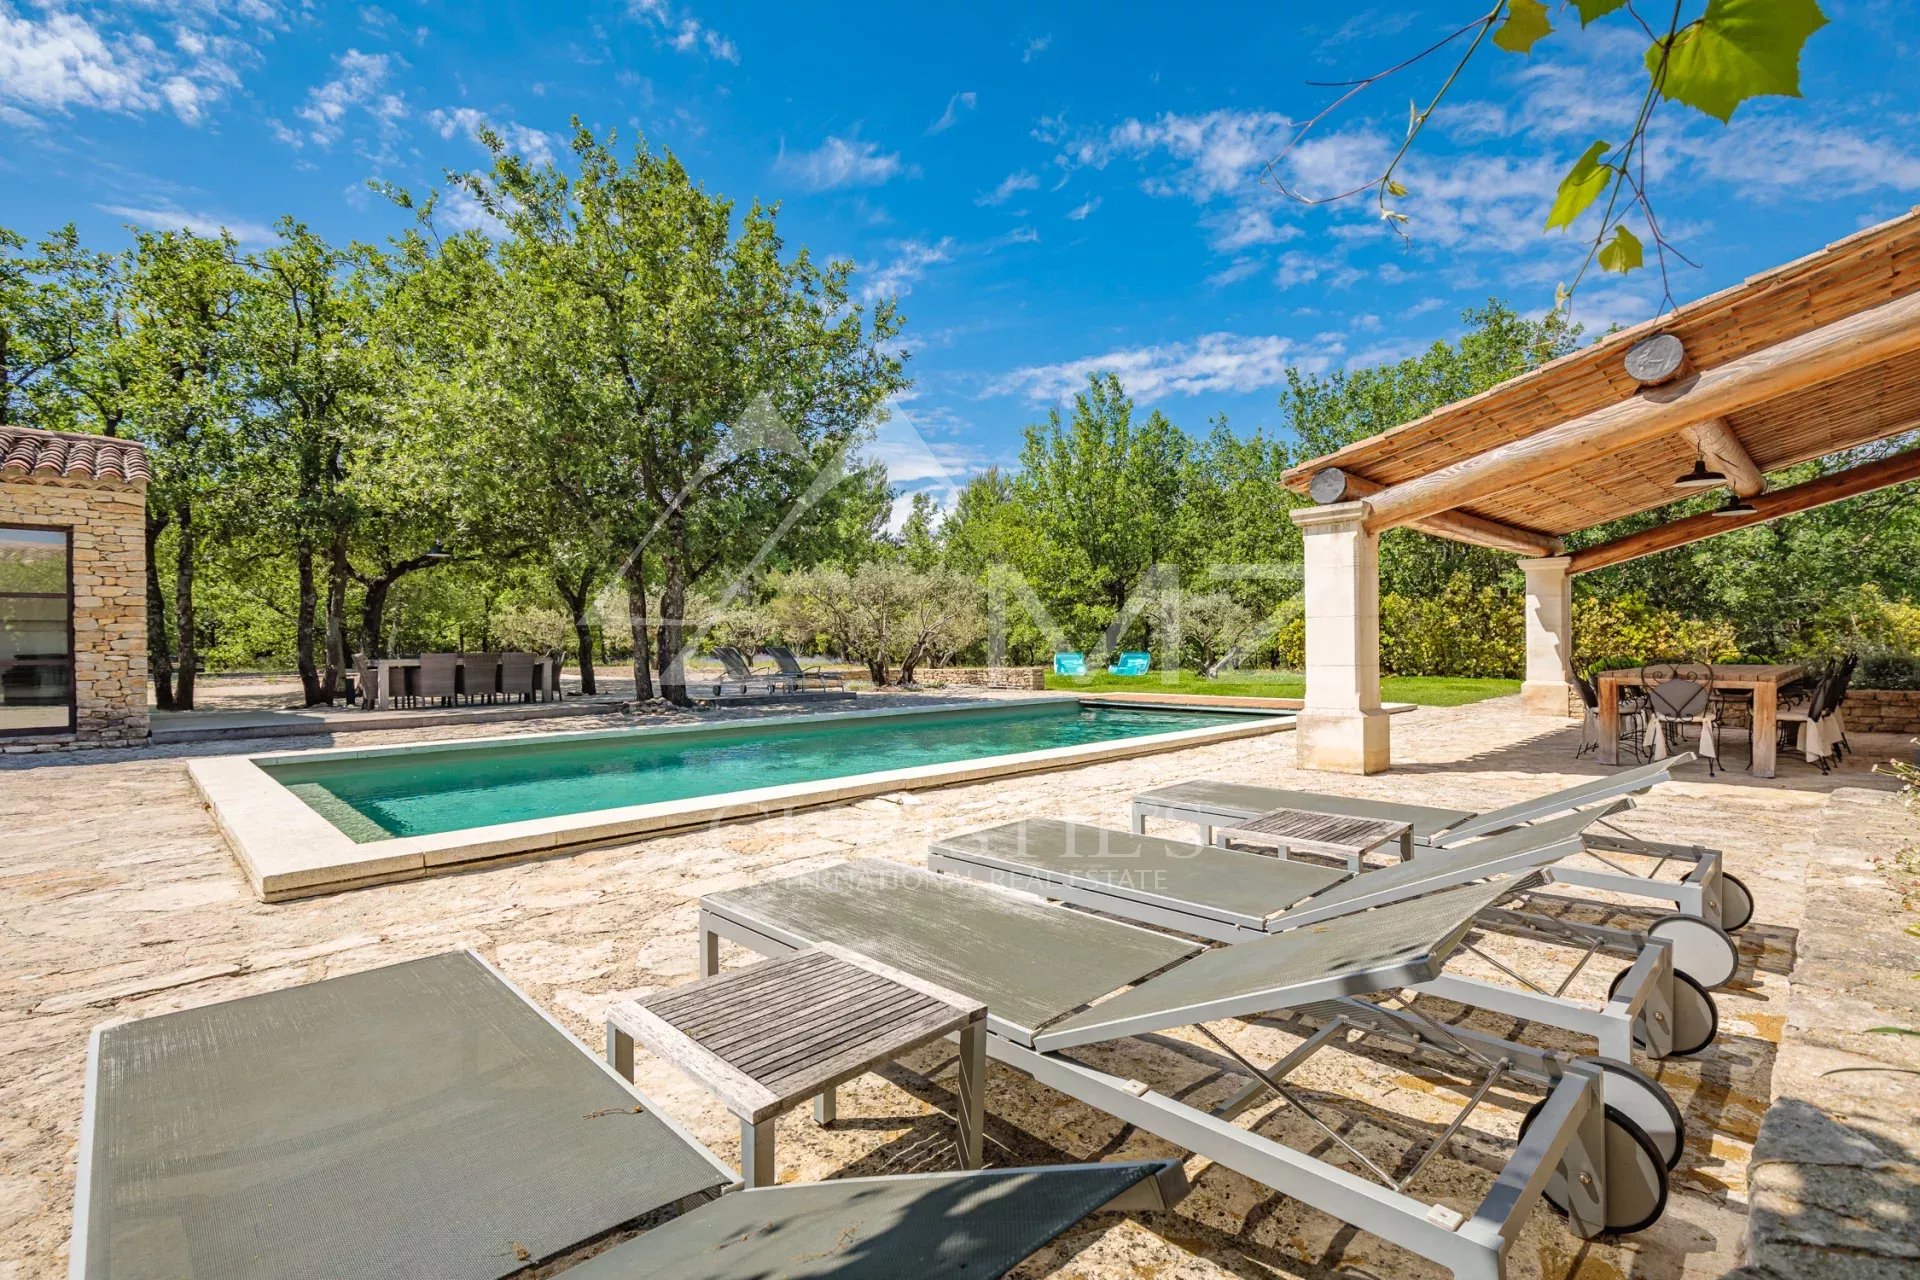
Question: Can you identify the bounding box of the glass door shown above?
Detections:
[0,525,75,735]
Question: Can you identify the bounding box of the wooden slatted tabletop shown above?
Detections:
[1217,806,1415,871]
[608,944,986,1187]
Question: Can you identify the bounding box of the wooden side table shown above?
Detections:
[607,944,988,1188]
[1217,806,1414,871]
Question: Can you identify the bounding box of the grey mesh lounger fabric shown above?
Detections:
[704,862,1522,1050]
[932,809,1609,933]
[74,951,733,1280]
[569,1162,1182,1279]
[75,951,1185,1280]
[1137,756,1680,848]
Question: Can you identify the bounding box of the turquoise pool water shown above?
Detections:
[265,701,1268,842]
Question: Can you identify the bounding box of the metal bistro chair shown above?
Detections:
[1642,663,1719,776]
[1574,668,1648,762]
[1826,652,1857,760]
[414,652,460,709]
[1775,671,1836,774]
[500,651,539,703]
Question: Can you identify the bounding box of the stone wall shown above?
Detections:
[924,666,1048,691]
[1839,687,1920,735]
[0,479,149,751]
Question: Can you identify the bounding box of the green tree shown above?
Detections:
[455,123,908,704]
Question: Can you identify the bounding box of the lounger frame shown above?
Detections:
[930,814,1679,1061]
[1131,756,1733,928]
[696,896,1616,1280]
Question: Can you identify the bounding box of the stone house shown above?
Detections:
[0,426,150,750]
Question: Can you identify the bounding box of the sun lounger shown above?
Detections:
[1053,652,1088,676]
[928,810,1720,1062]
[1107,650,1151,676]
[72,950,1184,1280]
[766,644,846,690]
[701,862,1679,1279]
[1132,753,1754,935]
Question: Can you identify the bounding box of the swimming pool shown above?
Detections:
[190,697,1295,900]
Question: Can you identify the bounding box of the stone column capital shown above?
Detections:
[1289,500,1371,531]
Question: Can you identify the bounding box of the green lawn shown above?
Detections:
[1045,669,1521,707]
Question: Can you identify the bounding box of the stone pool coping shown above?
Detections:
[189,696,1296,902]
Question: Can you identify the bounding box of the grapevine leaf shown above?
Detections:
[1648,0,1830,123]
[1598,224,1644,274]
[1493,0,1553,54]
[1545,140,1613,231]
[1573,0,1631,24]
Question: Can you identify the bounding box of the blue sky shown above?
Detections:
[4,1,1918,526]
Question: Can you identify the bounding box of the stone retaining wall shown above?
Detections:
[924,666,1048,691]
[1840,687,1920,734]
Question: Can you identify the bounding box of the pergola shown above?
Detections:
[1281,206,1920,774]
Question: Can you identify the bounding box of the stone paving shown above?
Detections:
[2,693,1914,1279]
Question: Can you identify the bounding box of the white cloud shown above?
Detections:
[1680,115,1920,197]
[629,1,739,62]
[1065,196,1101,221]
[426,107,557,165]
[97,202,277,244]
[976,169,1038,206]
[435,187,506,237]
[1206,257,1262,287]
[1021,34,1051,63]
[991,332,1318,403]
[929,90,975,133]
[1207,205,1301,250]
[859,237,955,302]
[778,135,904,191]
[0,3,263,124]
[1061,108,1293,202]
[284,48,406,154]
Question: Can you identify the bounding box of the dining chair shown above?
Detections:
[1642,663,1718,776]
[1776,674,1836,774]
[415,652,460,708]
[501,651,538,702]
[460,652,502,705]
[1574,668,1646,761]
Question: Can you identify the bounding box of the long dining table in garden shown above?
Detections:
[366,653,555,710]
[1597,663,1803,778]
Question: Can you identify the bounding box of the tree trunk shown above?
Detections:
[145,513,176,712]
[173,499,198,711]
[623,556,654,701]
[554,568,597,695]
[322,531,350,702]
[295,547,323,705]
[866,656,889,686]
[657,554,691,706]
[359,575,393,660]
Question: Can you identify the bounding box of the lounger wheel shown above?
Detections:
[1520,1099,1670,1235]
[1717,873,1754,932]
[1577,1056,1684,1171]
[1647,914,1739,989]
[1607,967,1719,1058]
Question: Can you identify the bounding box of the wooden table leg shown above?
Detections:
[607,1025,635,1080]
[956,1022,986,1170]
[740,1117,776,1188]
[1752,683,1778,779]
[813,1089,835,1125]
[374,664,391,711]
[1598,677,1621,765]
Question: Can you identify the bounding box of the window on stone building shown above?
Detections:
[0,524,75,735]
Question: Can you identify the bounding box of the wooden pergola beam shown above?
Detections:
[1360,289,1920,534]
[1685,419,1767,497]
[1567,443,1920,575]
[1307,468,1563,556]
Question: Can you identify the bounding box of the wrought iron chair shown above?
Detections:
[1642,663,1718,776]
[1574,668,1647,761]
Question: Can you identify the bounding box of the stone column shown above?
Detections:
[1519,555,1576,716]
[1291,502,1390,773]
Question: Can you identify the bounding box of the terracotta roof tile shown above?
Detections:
[0,425,149,489]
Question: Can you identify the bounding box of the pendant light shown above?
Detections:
[1673,443,1726,489]
[1710,494,1756,517]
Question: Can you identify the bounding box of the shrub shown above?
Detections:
[1858,645,1920,691]
[494,605,570,654]
[1572,595,1738,671]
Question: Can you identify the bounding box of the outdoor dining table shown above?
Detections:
[366,653,556,710]
[1597,663,1804,779]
